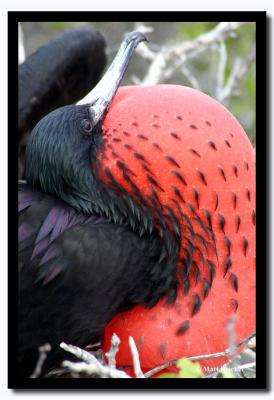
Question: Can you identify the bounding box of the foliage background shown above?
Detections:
[20,21,255,140]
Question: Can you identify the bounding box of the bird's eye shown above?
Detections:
[82,119,93,134]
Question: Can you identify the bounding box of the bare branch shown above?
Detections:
[61,334,131,378]
[30,343,51,378]
[219,45,255,104]
[62,360,131,378]
[134,22,154,35]
[239,361,256,370]
[85,341,101,350]
[105,333,120,369]
[237,332,256,348]
[60,342,101,366]
[180,64,201,90]
[248,336,256,350]
[216,41,228,100]
[142,52,169,85]
[129,336,145,378]
[140,22,248,85]
[135,43,156,61]
[60,334,132,378]
[130,75,142,85]
[227,315,237,359]
[226,315,241,377]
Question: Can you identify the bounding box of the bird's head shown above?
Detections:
[25,102,103,211]
[25,32,154,228]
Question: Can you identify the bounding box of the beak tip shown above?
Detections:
[125,31,148,47]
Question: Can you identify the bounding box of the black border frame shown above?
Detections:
[8,11,267,390]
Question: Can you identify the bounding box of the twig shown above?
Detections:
[60,342,101,366]
[226,315,241,377]
[239,361,256,370]
[85,341,101,349]
[247,335,256,350]
[30,343,51,378]
[134,22,154,35]
[61,335,131,378]
[227,316,237,359]
[144,360,175,378]
[142,52,169,85]
[219,45,255,104]
[61,334,132,378]
[216,41,227,100]
[180,64,201,90]
[105,333,120,369]
[129,336,145,378]
[140,22,248,85]
[62,360,131,378]
[130,75,142,85]
[237,332,256,348]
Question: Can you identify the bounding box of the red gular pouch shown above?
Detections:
[99,85,255,377]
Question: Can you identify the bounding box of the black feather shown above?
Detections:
[224,256,232,277]
[176,320,190,336]
[230,273,239,292]
[202,279,210,299]
[192,294,202,316]
[243,237,249,256]
[219,214,226,234]
[224,235,231,256]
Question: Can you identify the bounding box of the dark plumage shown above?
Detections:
[18,32,177,377]
[19,184,175,377]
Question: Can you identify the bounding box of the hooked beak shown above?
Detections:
[78,31,147,126]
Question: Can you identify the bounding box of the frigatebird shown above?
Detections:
[18,31,178,377]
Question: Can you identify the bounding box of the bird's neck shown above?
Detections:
[28,157,180,265]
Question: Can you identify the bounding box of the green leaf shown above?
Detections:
[177,358,203,378]
[179,22,217,39]
[48,22,68,31]
[221,369,235,378]
[157,358,204,378]
[158,373,178,378]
